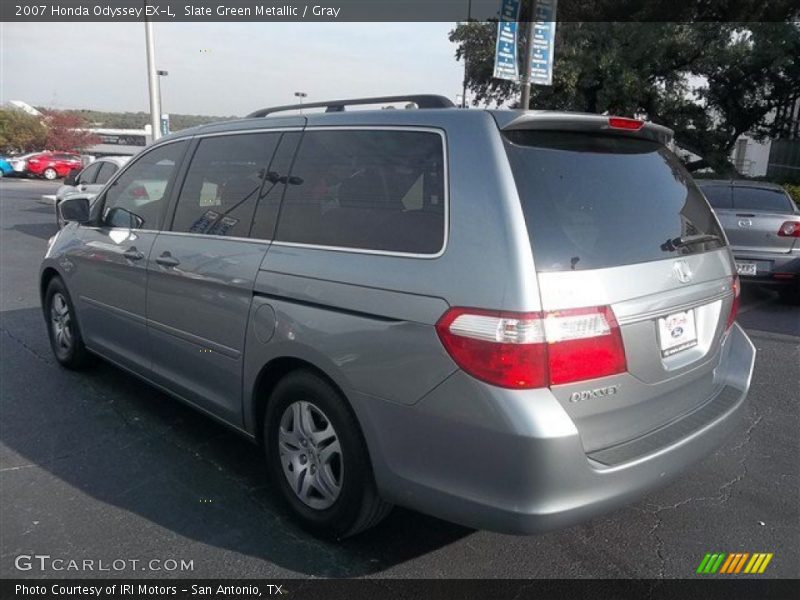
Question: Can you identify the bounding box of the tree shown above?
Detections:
[41,111,100,152]
[450,19,800,174]
[0,109,47,154]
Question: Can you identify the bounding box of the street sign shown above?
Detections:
[160,114,170,136]
[493,0,521,81]
[530,0,557,86]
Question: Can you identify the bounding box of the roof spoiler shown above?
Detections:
[499,112,673,145]
[247,94,455,118]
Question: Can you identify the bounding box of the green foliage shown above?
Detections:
[36,108,237,132]
[449,20,800,175]
[0,109,47,154]
[784,184,800,207]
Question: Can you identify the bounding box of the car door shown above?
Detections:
[75,161,102,192]
[68,140,189,377]
[57,162,101,203]
[146,130,300,423]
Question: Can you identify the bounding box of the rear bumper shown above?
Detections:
[357,324,755,534]
[733,250,800,287]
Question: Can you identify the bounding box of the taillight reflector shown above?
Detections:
[436,306,627,389]
[777,221,800,237]
[608,117,644,131]
[726,275,740,331]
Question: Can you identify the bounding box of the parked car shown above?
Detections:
[0,157,13,177]
[41,95,755,539]
[7,152,40,175]
[698,180,800,303]
[50,156,131,228]
[25,152,83,180]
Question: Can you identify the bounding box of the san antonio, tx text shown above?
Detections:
[15,583,285,596]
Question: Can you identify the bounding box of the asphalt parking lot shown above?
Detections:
[1,177,798,579]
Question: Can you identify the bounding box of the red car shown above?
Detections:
[25,152,83,180]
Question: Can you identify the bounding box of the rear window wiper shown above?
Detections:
[661,234,724,252]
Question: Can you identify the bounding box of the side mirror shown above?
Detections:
[64,168,81,186]
[105,206,145,230]
[57,195,91,227]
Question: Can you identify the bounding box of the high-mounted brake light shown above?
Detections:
[436,306,627,389]
[608,117,644,131]
[726,275,740,331]
[777,221,800,238]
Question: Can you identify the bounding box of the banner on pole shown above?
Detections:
[530,0,557,86]
[493,0,521,81]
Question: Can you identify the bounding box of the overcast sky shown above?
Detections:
[1,22,465,116]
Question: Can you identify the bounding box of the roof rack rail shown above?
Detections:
[247,94,455,118]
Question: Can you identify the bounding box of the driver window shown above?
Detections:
[77,162,101,185]
[102,141,187,229]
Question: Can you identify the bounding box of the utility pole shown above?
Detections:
[519,2,536,110]
[461,0,472,108]
[145,20,162,141]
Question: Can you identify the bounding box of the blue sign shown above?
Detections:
[493,0,521,81]
[530,0,557,86]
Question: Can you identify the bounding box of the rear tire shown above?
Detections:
[43,167,58,180]
[45,276,92,369]
[264,370,392,539]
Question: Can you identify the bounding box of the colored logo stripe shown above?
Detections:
[697,553,727,573]
[697,552,773,574]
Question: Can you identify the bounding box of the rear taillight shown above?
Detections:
[435,306,626,389]
[726,275,740,331]
[777,221,800,237]
[608,116,644,131]
[545,307,627,385]
[435,309,548,389]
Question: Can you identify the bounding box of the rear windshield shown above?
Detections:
[698,184,794,213]
[698,184,732,209]
[733,187,794,213]
[503,131,726,272]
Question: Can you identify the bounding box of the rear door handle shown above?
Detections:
[122,247,145,261]
[156,252,180,267]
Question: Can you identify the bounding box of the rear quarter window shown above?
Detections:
[273,129,446,254]
[503,131,726,272]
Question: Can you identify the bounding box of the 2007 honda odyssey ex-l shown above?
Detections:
[42,95,755,538]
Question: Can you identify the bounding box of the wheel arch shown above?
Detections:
[249,356,355,447]
[40,266,61,308]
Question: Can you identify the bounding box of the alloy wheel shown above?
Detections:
[278,400,343,510]
[50,292,73,356]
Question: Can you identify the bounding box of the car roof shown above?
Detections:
[92,156,130,165]
[158,105,672,146]
[695,179,786,191]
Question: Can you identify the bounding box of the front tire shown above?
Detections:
[43,167,58,180]
[45,277,92,369]
[265,370,391,539]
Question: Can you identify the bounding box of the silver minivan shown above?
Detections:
[41,95,756,539]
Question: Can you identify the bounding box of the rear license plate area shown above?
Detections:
[736,262,757,276]
[658,309,698,357]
